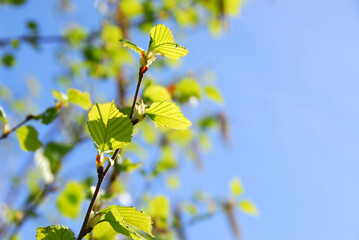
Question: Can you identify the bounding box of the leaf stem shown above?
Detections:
[129,70,144,119]
[76,149,120,240]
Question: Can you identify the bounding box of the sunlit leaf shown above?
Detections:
[143,84,172,103]
[0,106,7,124]
[87,102,133,153]
[119,159,142,172]
[239,199,258,216]
[174,77,201,103]
[149,24,188,59]
[16,125,42,151]
[57,181,85,218]
[52,89,69,107]
[205,86,223,103]
[230,178,243,196]
[146,101,191,129]
[67,88,92,110]
[36,225,75,240]
[99,205,153,239]
[148,195,169,229]
[119,39,143,56]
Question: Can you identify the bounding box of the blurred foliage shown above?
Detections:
[0,0,257,239]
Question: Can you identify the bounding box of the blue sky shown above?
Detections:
[1,0,359,239]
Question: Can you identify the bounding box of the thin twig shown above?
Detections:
[77,69,146,239]
[0,115,34,140]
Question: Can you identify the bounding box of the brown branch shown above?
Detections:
[0,114,34,140]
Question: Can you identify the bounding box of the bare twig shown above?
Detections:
[0,115,34,140]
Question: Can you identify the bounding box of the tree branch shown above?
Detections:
[0,115,34,140]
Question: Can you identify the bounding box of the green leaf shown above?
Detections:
[34,107,59,125]
[239,199,258,216]
[175,77,201,103]
[16,125,42,151]
[145,101,191,129]
[99,205,153,239]
[44,142,73,174]
[67,88,92,110]
[119,159,142,173]
[205,86,223,103]
[143,84,172,103]
[52,89,69,107]
[119,39,143,56]
[149,24,189,59]
[36,225,75,240]
[2,53,16,67]
[87,102,133,153]
[57,181,85,218]
[91,222,117,240]
[148,195,170,229]
[0,106,7,124]
[65,25,86,46]
[230,178,243,196]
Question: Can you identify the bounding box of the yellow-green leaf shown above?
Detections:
[175,77,201,103]
[119,39,143,56]
[148,195,169,229]
[230,178,243,196]
[205,86,223,104]
[99,205,153,239]
[87,102,133,153]
[149,24,188,59]
[67,88,92,110]
[36,225,75,240]
[16,125,42,151]
[52,89,69,107]
[57,181,85,218]
[145,101,191,129]
[239,199,258,216]
[143,84,172,103]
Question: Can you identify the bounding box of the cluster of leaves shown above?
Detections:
[0,1,256,240]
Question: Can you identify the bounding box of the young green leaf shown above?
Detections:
[87,102,133,153]
[145,101,191,129]
[34,107,59,125]
[119,39,144,56]
[205,85,223,103]
[0,106,7,124]
[57,181,85,218]
[149,24,189,59]
[16,125,42,151]
[52,89,69,107]
[119,159,142,173]
[175,77,201,103]
[239,199,258,216]
[143,84,172,103]
[67,88,92,110]
[230,178,243,196]
[36,225,76,240]
[99,205,153,239]
[148,195,170,229]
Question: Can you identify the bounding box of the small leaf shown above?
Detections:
[239,199,258,216]
[57,181,85,218]
[174,77,201,103]
[143,84,172,103]
[145,101,191,129]
[67,88,92,110]
[87,102,133,153]
[0,106,7,124]
[119,39,143,56]
[230,178,243,196]
[52,89,69,107]
[16,125,42,151]
[99,205,153,239]
[148,195,170,229]
[36,225,75,240]
[34,107,59,125]
[205,86,223,103]
[2,53,16,67]
[119,159,142,172]
[149,24,188,59]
